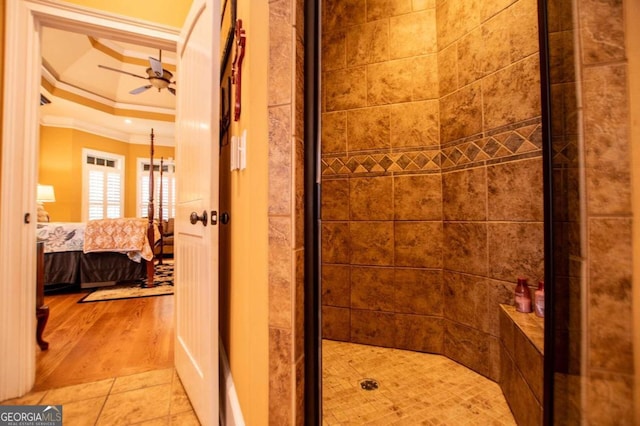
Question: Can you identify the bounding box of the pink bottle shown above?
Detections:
[534,281,545,317]
[514,277,532,313]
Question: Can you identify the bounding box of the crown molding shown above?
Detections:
[39,116,175,147]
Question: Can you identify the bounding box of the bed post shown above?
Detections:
[157,157,164,265]
[145,129,156,287]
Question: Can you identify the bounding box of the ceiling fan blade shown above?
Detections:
[130,85,152,95]
[167,87,176,95]
[149,57,163,78]
[98,64,148,80]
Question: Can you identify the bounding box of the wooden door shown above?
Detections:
[174,0,220,424]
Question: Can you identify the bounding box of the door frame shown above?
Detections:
[0,0,178,401]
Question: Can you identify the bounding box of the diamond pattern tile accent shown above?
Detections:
[504,133,526,153]
[320,122,542,176]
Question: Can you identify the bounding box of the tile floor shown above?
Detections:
[1,368,200,425]
[322,340,516,425]
[4,341,515,425]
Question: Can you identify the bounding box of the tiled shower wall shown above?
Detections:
[547,0,636,423]
[321,0,544,382]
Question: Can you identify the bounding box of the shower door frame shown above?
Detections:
[303,1,557,425]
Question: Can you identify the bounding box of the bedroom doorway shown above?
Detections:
[1,3,221,416]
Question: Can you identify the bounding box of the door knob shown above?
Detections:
[190,210,208,226]
[221,212,230,224]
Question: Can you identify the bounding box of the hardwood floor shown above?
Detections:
[35,291,174,391]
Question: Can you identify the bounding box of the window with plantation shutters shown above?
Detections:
[138,159,175,221]
[82,149,124,221]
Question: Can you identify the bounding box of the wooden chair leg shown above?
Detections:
[36,305,49,351]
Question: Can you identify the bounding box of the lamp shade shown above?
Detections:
[37,184,56,203]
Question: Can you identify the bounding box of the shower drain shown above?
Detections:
[359,378,379,391]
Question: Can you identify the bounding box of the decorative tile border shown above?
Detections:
[322,119,543,178]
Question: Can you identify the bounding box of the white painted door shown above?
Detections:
[174,1,220,424]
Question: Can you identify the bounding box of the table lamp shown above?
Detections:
[37,184,56,222]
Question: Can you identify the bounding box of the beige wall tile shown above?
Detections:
[443,222,488,275]
[394,268,444,315]
[584,132,632,216]
[457,12,514,88]
[269,106,292,216]
[487,222,544,283]
[438,43,458,96]
[389,10,437,60]
[367,56,438,105]
[436,0,481,49]
[513,326,543,403]
[500,346,543,425]
[394,174,442,220]
[508,0,540,62]
[389,100,440,148]
[482,55,541,131]
[347,20,389,66]
[395,221,443,268]
[269,327,292,425]
[269,217,293,329]
[322,306,351,341]
[442,167,487,221]
[322,112,347,154]
[324,0,366,32]
[578,0,625,65]
[443,274,513,337]
[367,0,412,21]
[412,0,435,11]
[588,218,633,374]
[487,158,543,221]
[322,28,347,72]
[351,266,395,311]
[444,321,499,380]
[443,273,513,337]
[351,309,396,347]
[269,1,292,106]
[585,372,634,425]
[322,264,351,307]
[321,222,350,264]
[440,82,483,143]
[325,66,368,111]
[480,0,517,22]
[350,221,394,265]
[322,178,350,220]
[347,106,391,151]
[350,176,394,220]
[395,314,444,352]
[411,54,440,100]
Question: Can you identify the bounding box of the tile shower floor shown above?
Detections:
[322,340,516,425]
[1,368,199,425]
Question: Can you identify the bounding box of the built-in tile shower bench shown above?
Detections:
[499,305,544,426]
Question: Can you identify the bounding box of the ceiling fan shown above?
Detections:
[98,50,176,95]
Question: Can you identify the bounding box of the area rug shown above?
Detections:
[79,260,174,303]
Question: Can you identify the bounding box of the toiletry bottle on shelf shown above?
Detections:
[514,277,532,313]
[534,281,545,317]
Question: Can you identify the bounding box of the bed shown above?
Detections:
[37,219,157,290]
[37,129,162,291]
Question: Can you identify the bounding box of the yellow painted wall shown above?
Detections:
[226,1,270,424]
[62,0,192,28]
[38,126,174,222]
